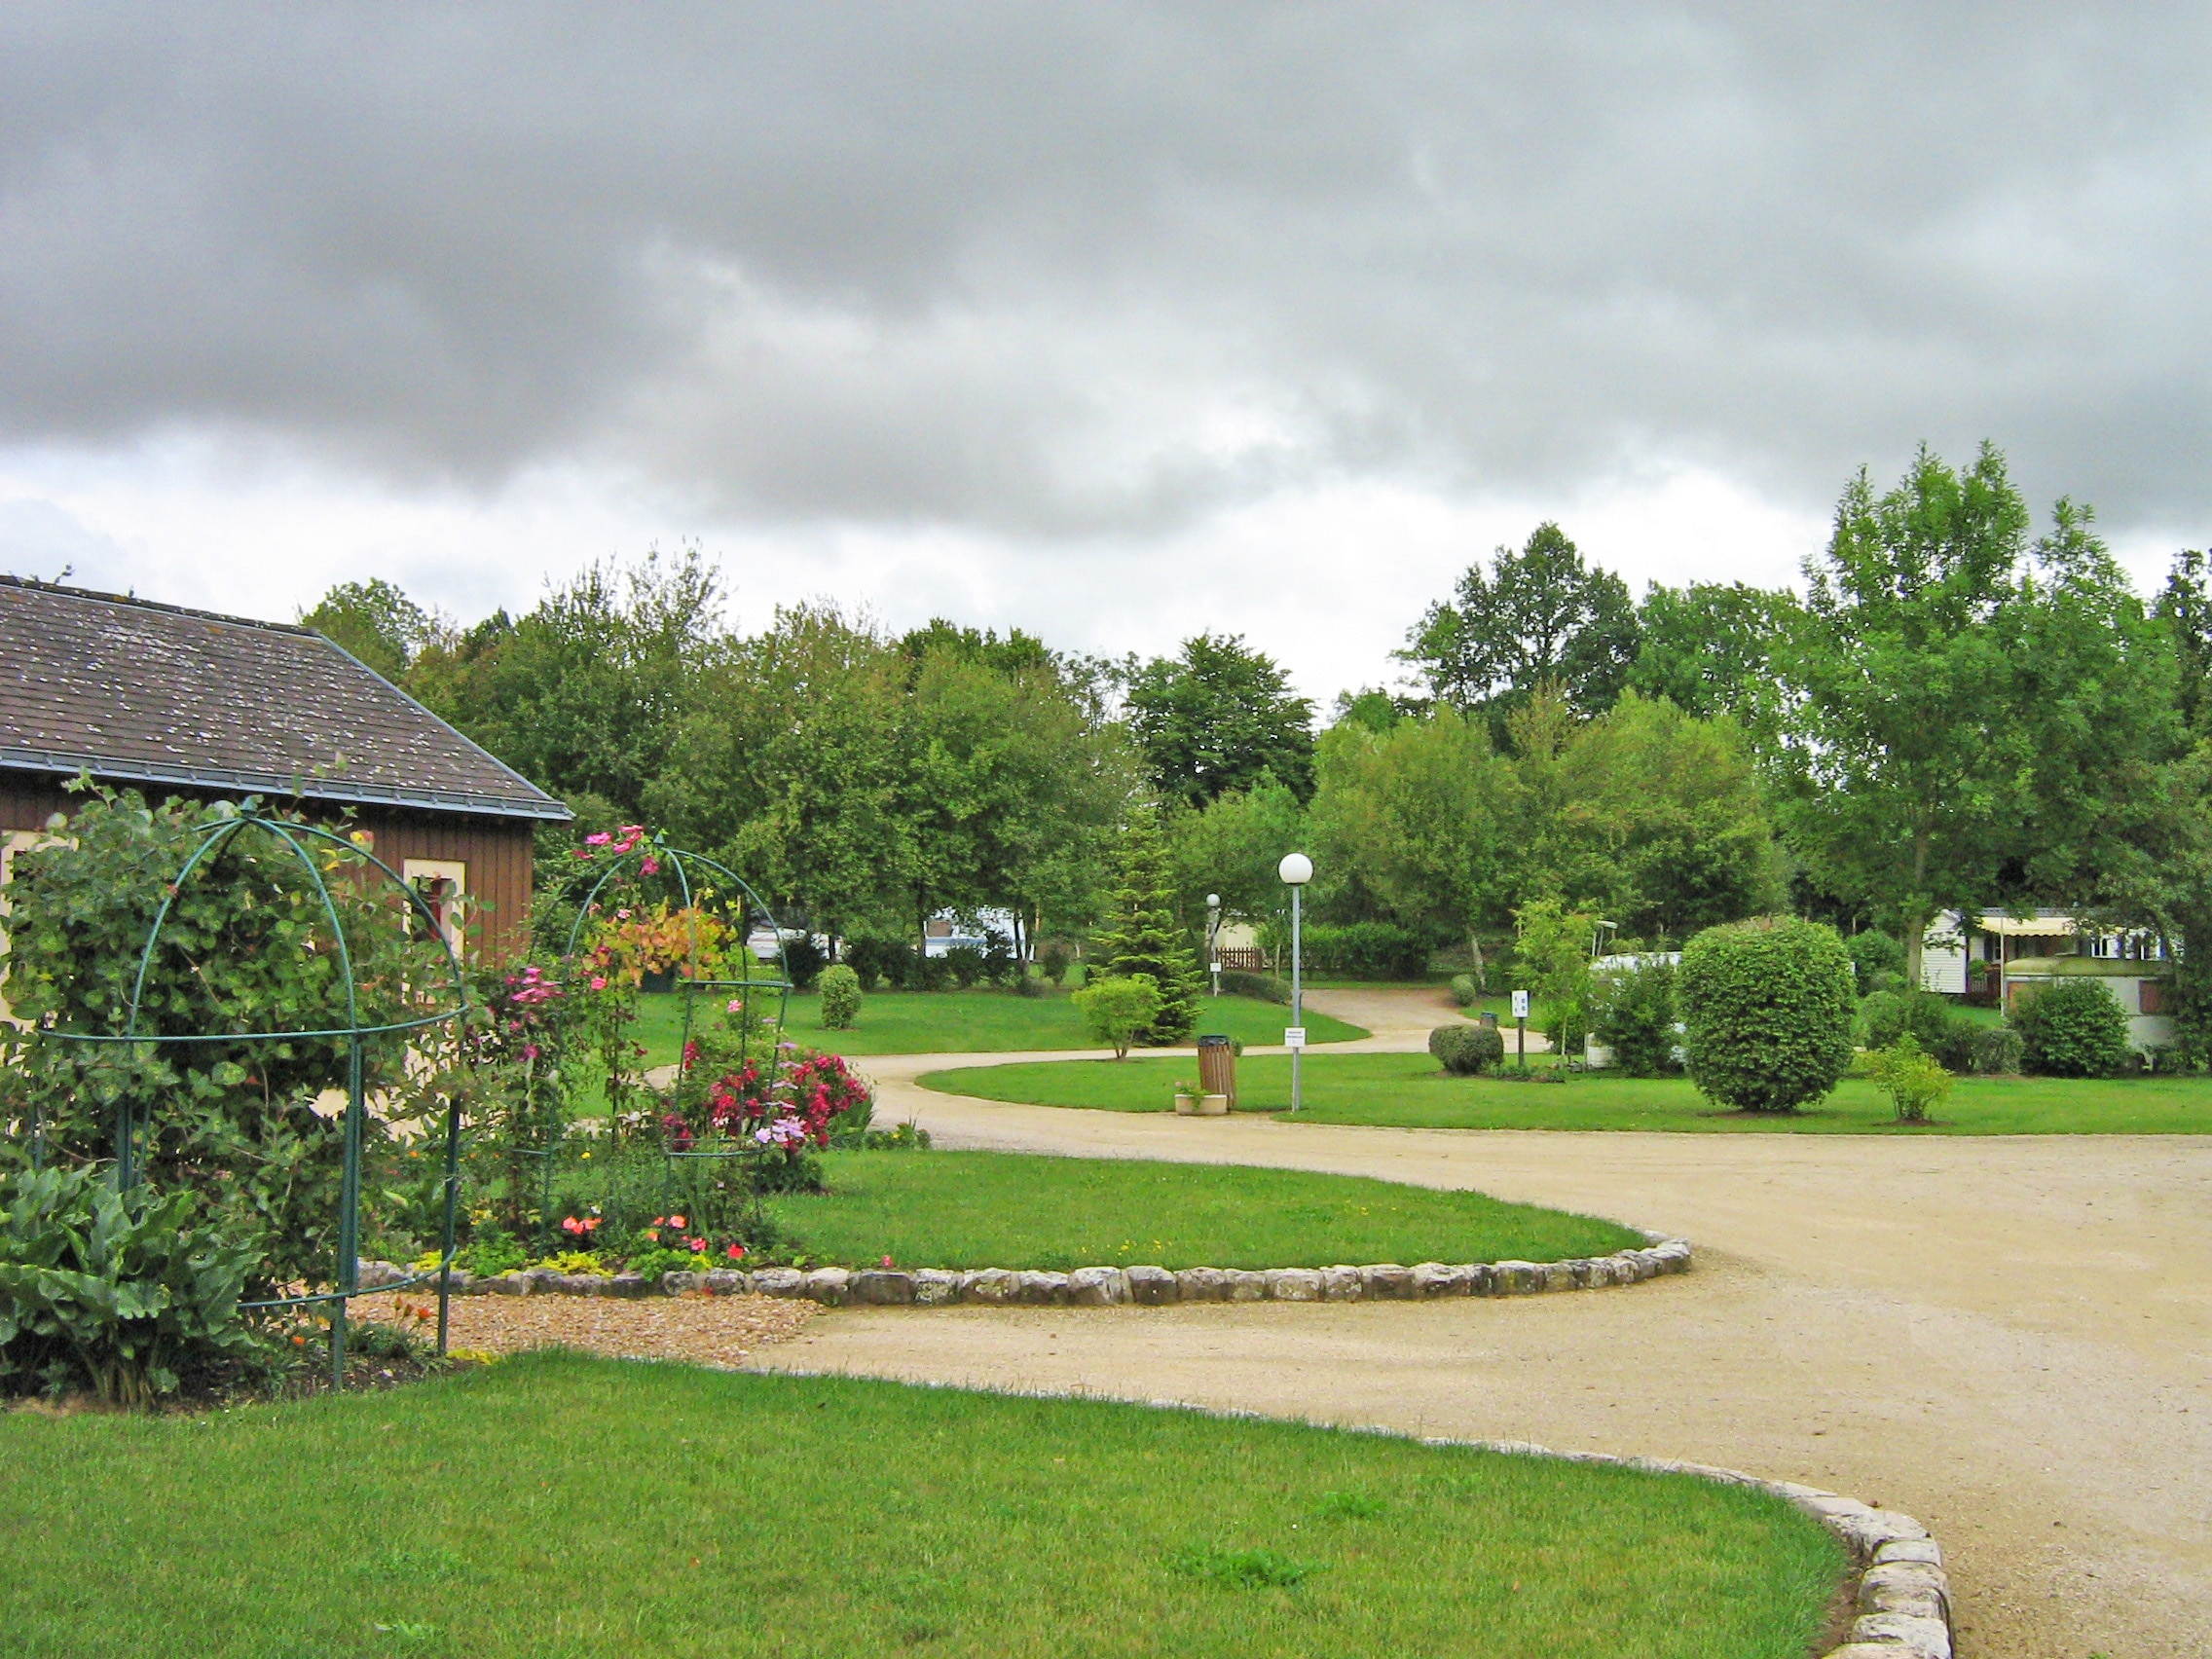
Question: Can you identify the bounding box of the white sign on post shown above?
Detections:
[1510,990,1530,1019]
[1283,1026,1308,1050]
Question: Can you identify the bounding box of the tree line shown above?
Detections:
[304,440,2212,1044]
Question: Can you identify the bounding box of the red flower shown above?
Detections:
[725,1243,746,1261]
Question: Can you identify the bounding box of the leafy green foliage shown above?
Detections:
[1125,633,1316,807]
[1400,521,1640,724]
[2011,979,2133,1077]
[1090,804,1201,1043]
[1071,975,1162,1060]
[1427,1022,1503,1076]
[1290,922,1430,978]
[1510,899,1595,1051]
[1862,1034,1952,1123]
[0,791,460,1295]
[1448,974,1479,1007]
[1847,931,1905,996]
[817,964,862,1029]
[0,1165,261,1404]
[298,578,434,682]
[1590,961,1678,1076]
[1164,1543,1316,1589]
[1627,580,1798,737]
[1678,918,1856,1112]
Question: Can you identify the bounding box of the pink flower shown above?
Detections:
[669,1215,687,1229]
[726,999,744,1014]
[590,976,608,991]
[641,856,661,875]
[880,1254,894,1269]
[585,831,611,846]
[687,1236,708,1253]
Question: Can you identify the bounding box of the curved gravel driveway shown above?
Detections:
[755,988,2212,1657]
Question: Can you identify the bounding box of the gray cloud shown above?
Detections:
[2,3,2208,539]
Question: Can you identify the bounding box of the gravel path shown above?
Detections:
[354,1290,816,1369]
[775,1003,2212,1659]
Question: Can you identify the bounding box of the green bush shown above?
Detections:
[1072,975,1163,1059]
[1219,969,1289,1004]
[1970,1024,2025,1075]
[1862,1033,1952,1122]
[1427,1023,1503,1076]
[1590,961,1678,1076]
[0,1165,262,1406]
[1847,931,1905,996]
[1858,989,1977,1071]
[1678,917,1856,1112]
[780,938,826,990]
[943,945,987,988]
[1448,974,1479,1008]
[818,964,863,1030]
[2011,978,2133,1077]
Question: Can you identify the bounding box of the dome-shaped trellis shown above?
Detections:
[38,808,471,1384]
[553,835,796,1239]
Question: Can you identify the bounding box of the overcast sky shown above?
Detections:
[2,3,2207,702]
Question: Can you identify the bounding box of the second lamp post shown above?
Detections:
[1278,852,1311,1111]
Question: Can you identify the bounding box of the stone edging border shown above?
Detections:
[360,1231,1691,1308]
[1456,1436,1954,1659]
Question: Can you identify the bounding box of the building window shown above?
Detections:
[401,859,468,957]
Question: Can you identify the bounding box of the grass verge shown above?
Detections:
[919,1051,2212,1134]
[0,1352,1844,1659]
[630,987,1365,1062]
[767,1149,1640,1269]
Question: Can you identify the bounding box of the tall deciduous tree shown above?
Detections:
[1400,522,1639,730]
[1124,634,1315,807]
[299,578,435,682]
[1628,581,1798,746]
[1307,705,1522,983]
[1780,444,2178,986]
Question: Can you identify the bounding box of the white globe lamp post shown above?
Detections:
[1278,853,1312,1111]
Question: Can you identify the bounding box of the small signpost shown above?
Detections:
[1511,988,1530,1072]
[1283,1026,1307,1050]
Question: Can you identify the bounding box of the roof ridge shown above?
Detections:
[0,573,318,638]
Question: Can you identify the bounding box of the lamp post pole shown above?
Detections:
[1206,893,1222,998]
[1278,854,1312,1112]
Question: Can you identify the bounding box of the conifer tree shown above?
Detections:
[1091,801,1203,1044]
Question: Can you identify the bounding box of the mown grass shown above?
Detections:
[919,1051,2212,1134]
[0,1353,1844,1659]
[766,1149,1640,1269]
[630,987,1365,1062]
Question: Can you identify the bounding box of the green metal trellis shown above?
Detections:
[553,837,795,1239]
[39,807,471,1386]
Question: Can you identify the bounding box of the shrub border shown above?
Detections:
[359,1231,1692,1307]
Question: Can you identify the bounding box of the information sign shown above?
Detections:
[1283,1026,1307,1050]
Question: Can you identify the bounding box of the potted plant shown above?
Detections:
[1172,1080,1199,1115]
[1198,1090,1230,1115]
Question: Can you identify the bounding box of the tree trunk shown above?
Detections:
[1901,827,1932,992]
[1468,933,1488,992]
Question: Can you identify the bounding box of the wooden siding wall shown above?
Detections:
[0,777,538,961]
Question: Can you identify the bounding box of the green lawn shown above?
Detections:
[767,1149,1640,1269]
[0,1353,1844,1659]
[630,986,1365,1061]
[920,1051,2212,1134]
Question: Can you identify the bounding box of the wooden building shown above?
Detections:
[0,577,568,989]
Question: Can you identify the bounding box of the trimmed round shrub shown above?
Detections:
[817,964,862,1030]
[1678,917,1856,1112]
[2010,978,2133,1077]
[1448,974,1479,1008]
[1428,1022,1504,1076]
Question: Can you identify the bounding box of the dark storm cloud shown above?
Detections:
[3,3,2208,535]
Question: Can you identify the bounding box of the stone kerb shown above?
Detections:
[358,1231,1692,1309]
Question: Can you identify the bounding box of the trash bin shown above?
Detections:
[1477,1011,1499,1030]
[1197,1033,1236,1109]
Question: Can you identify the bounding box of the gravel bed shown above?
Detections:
[350,1290,816,1369]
